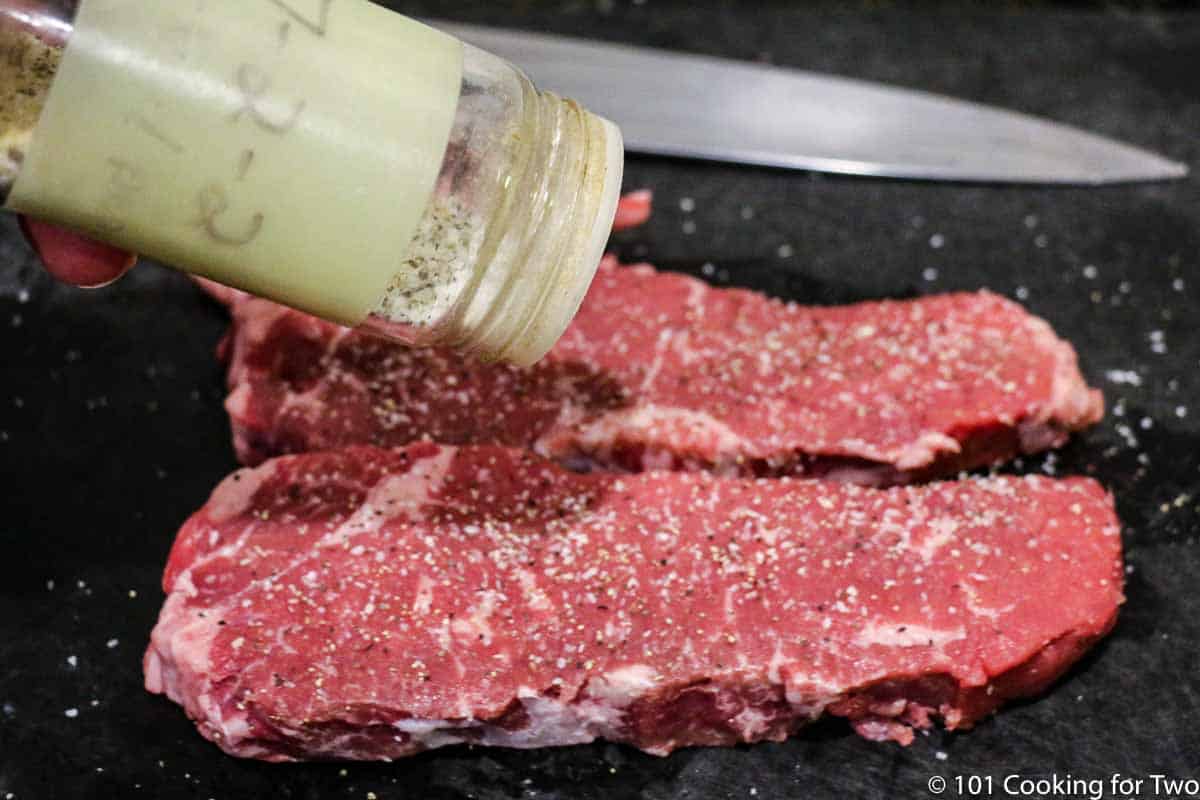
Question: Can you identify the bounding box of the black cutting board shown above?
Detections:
[2,3,1198,798]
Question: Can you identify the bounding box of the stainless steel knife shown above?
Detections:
[431,20,1187,185]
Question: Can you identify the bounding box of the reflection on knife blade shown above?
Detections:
[430,20,1187,185]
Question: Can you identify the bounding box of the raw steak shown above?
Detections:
[145,444,1122,761]
[216,260,1102,482]
[611,188,652,230]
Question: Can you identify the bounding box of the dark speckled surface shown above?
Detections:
[2,2,1199,799]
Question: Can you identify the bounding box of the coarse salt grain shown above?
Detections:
[1105,370,1141,387]
[929,233,945,249]
[64,708,78,718]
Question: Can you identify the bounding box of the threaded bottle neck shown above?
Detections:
[437,83,623,366]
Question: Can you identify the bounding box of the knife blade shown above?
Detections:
[431,20,1187,185]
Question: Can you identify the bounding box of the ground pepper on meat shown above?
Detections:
[144,443,1124,761]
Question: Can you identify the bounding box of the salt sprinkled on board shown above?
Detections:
[929,233,945,249]
[681,220,696,235]
[1173,278,1185,291]
[1149,330,1166,354]
[936,750,949,761]
[64,708,78,718]
[1023,214,1039,229]
[679,197,695,213]
[740,205,754,220]
[923,268,939,282]
[66,655,77,668]
[1115,424,1138,448]
[1105,370,1141,387]
[777,243,794,259]
[106,638,118,649]
[1083,265,1098,279]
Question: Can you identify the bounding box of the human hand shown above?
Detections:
[19,217,137,288]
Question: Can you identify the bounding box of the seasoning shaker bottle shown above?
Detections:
[0,0,623,365]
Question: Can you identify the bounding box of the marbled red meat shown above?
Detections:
[145,444,1122,761]
[611,189,652,230]
[216,260,1102,483]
